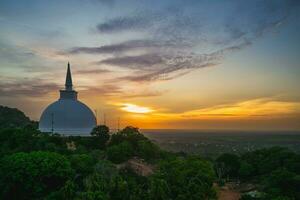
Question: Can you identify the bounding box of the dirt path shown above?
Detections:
[218,189,240,200]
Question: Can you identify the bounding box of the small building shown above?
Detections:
[39,63,96,135]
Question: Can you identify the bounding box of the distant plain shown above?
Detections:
[142,130,300,157]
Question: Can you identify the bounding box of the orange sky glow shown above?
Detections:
[1,0,300,131]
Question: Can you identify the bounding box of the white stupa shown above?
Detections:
[39,63,96,135]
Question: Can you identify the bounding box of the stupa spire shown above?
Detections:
[65,62,73,91]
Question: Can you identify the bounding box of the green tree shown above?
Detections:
[148,177,170,200]
[78,191,109,200]
[69,154,94,176]
[0,151,74,200]
[108,126,160,163]
[91,125,109,137]
[137,140,160,162]
[106,141,134,163]
[186,172,217,199]
[109,176,130,200]
[82,160,123,199]
[239,161,255,179]
[215,153,240,179]
[0,128,69,156]
[264,169,300,199]
[61,180,76,200]
[110,126,147,147]
[90,125,110,147]
[241,147,298,177]
[156,156,216,200]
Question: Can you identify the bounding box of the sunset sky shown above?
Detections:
[0,0,300,130]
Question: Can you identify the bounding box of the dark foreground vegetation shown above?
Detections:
[215,147,300,200]
[0,126,216,200]
[0,105,37,129]
[0,106,299,200]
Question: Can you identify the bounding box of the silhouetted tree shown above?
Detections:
[110,126,147,147]
[90,125,110,148]
[91,125,109,137]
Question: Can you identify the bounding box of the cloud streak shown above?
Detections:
[0,79,60,98]
[97,15,151,33]
[68,39,186,55]
[66,0,299,83]
[180,98,300,119]
[97,54,164,70]
[75,69,112,74]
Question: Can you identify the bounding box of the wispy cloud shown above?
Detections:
[79,84,122,96]
[96,15,152,33]
[0,79,59,98]
[121,89,166,98]
[66,1,299,83]
[75,69,112,74]
[79,84,166,99]
[97,54,164,70]
[68,39,184,55]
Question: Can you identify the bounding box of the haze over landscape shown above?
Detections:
[1,0,300,130]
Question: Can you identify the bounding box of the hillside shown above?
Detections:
[0,105,33,129]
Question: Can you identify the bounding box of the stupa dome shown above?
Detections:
[39,63,96,135]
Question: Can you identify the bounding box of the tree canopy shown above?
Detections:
[0,151,73,200]
[0,106,299,200]
[215,147,300,200]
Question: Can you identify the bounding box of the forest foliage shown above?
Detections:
[0,124,217,200]
[0,106,299,200]
[215,148,300,199]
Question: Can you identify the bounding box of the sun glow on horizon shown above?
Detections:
[121,103,153,114]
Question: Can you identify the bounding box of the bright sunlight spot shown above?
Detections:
[121,103,153,114]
